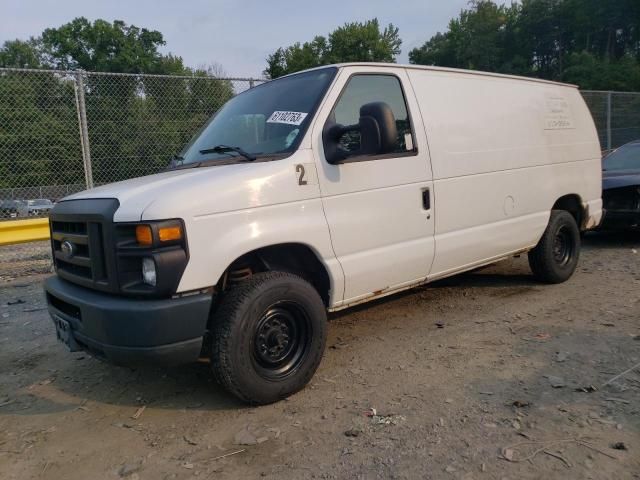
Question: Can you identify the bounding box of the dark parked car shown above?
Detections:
[0,199,25,218]
[601,140,640,229]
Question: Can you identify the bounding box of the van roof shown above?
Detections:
[290,62,578,89]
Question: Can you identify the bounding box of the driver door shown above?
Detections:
[312,67,435,306]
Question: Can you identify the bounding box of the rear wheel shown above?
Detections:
[211,271,327,404]
[528,210,580,284]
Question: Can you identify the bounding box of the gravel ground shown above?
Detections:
[0,231,639,480]
[0,241,51,281]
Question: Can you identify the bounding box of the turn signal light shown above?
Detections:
[135,225,153,246]
[158,226,182,242]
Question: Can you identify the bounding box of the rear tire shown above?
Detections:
[528,210,580,284]
[211,271,327,404]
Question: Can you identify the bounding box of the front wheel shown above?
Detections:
[211,271,327,404]
[528,210,580,284]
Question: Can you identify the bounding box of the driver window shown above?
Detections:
[331,74,414,156]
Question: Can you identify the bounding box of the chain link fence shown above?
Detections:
[0,67,263,279]
[0,66,639,279]
[581,90,640,154]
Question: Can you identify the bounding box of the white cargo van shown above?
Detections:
[45,63,602,404]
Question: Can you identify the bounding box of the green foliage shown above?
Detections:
[328,20,401,64]
[563,52,640,91]
[409,0,640,91]
[41,17,185,74]
[0,71,80,189]
[264,19,401,79]
[0,18,236,192]
[0,39,43,68]
[85,67,235,184]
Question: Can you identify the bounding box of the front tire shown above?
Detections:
[528,210,580,284]
[211,271,327,404]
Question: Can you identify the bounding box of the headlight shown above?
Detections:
[142,257,157,286]
[115,219,188,296]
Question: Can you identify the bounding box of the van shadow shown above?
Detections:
[330,266,538,321]
[429,270,538,289]
[5,356,245,416]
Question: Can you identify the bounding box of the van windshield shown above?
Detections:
[178,67,337,165]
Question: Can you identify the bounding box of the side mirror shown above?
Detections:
[359,102,397,155]
[323,102,397,164]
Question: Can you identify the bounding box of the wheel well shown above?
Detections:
[552,194,583,229]
[220,244,331,306]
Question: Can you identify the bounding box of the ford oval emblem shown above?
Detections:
[61,240,76,258]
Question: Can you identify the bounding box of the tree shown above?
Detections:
[0,70,81,190]
[265,36,330,80]
[0,17,237,188]
[0,39,42,68]
[327,20,401,64]
[264,19,401,79]
[409,1,517,73]
[408,0,640,91]
[562,52,640,91]
[408,32,457,68]
[41,18,186,74]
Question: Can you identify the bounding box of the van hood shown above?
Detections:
[61,153,316,222]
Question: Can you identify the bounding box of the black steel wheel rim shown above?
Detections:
[552,225,573,266]
[252,301,311,380]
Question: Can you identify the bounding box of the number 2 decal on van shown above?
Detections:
[295,163,317,186]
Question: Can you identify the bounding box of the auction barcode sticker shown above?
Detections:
[267,111,308,126]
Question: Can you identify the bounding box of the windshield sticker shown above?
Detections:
[285,129,300,148]
[267,111,308,126]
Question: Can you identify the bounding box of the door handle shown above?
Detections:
[422,188,431,210]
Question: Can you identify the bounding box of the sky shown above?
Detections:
[1,0,511,78]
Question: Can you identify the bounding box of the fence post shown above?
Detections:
[74,70,94,189]
[249,79,255,89]
[606,91,612,152]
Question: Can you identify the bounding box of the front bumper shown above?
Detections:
[44,276,212,366]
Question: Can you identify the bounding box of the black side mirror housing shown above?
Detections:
[359,102,397,154]
[323,102,397,164]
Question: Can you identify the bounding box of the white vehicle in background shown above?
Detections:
[19,198,55,217]
[45,63,602,404]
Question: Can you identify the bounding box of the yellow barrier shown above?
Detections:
[0,218,51,246]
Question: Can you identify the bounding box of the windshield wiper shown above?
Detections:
[199,144,256,162]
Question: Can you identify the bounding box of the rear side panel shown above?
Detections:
[407,69,602,277]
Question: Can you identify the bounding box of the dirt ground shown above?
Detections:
[0,231,639,480]
[0,242,51,282]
